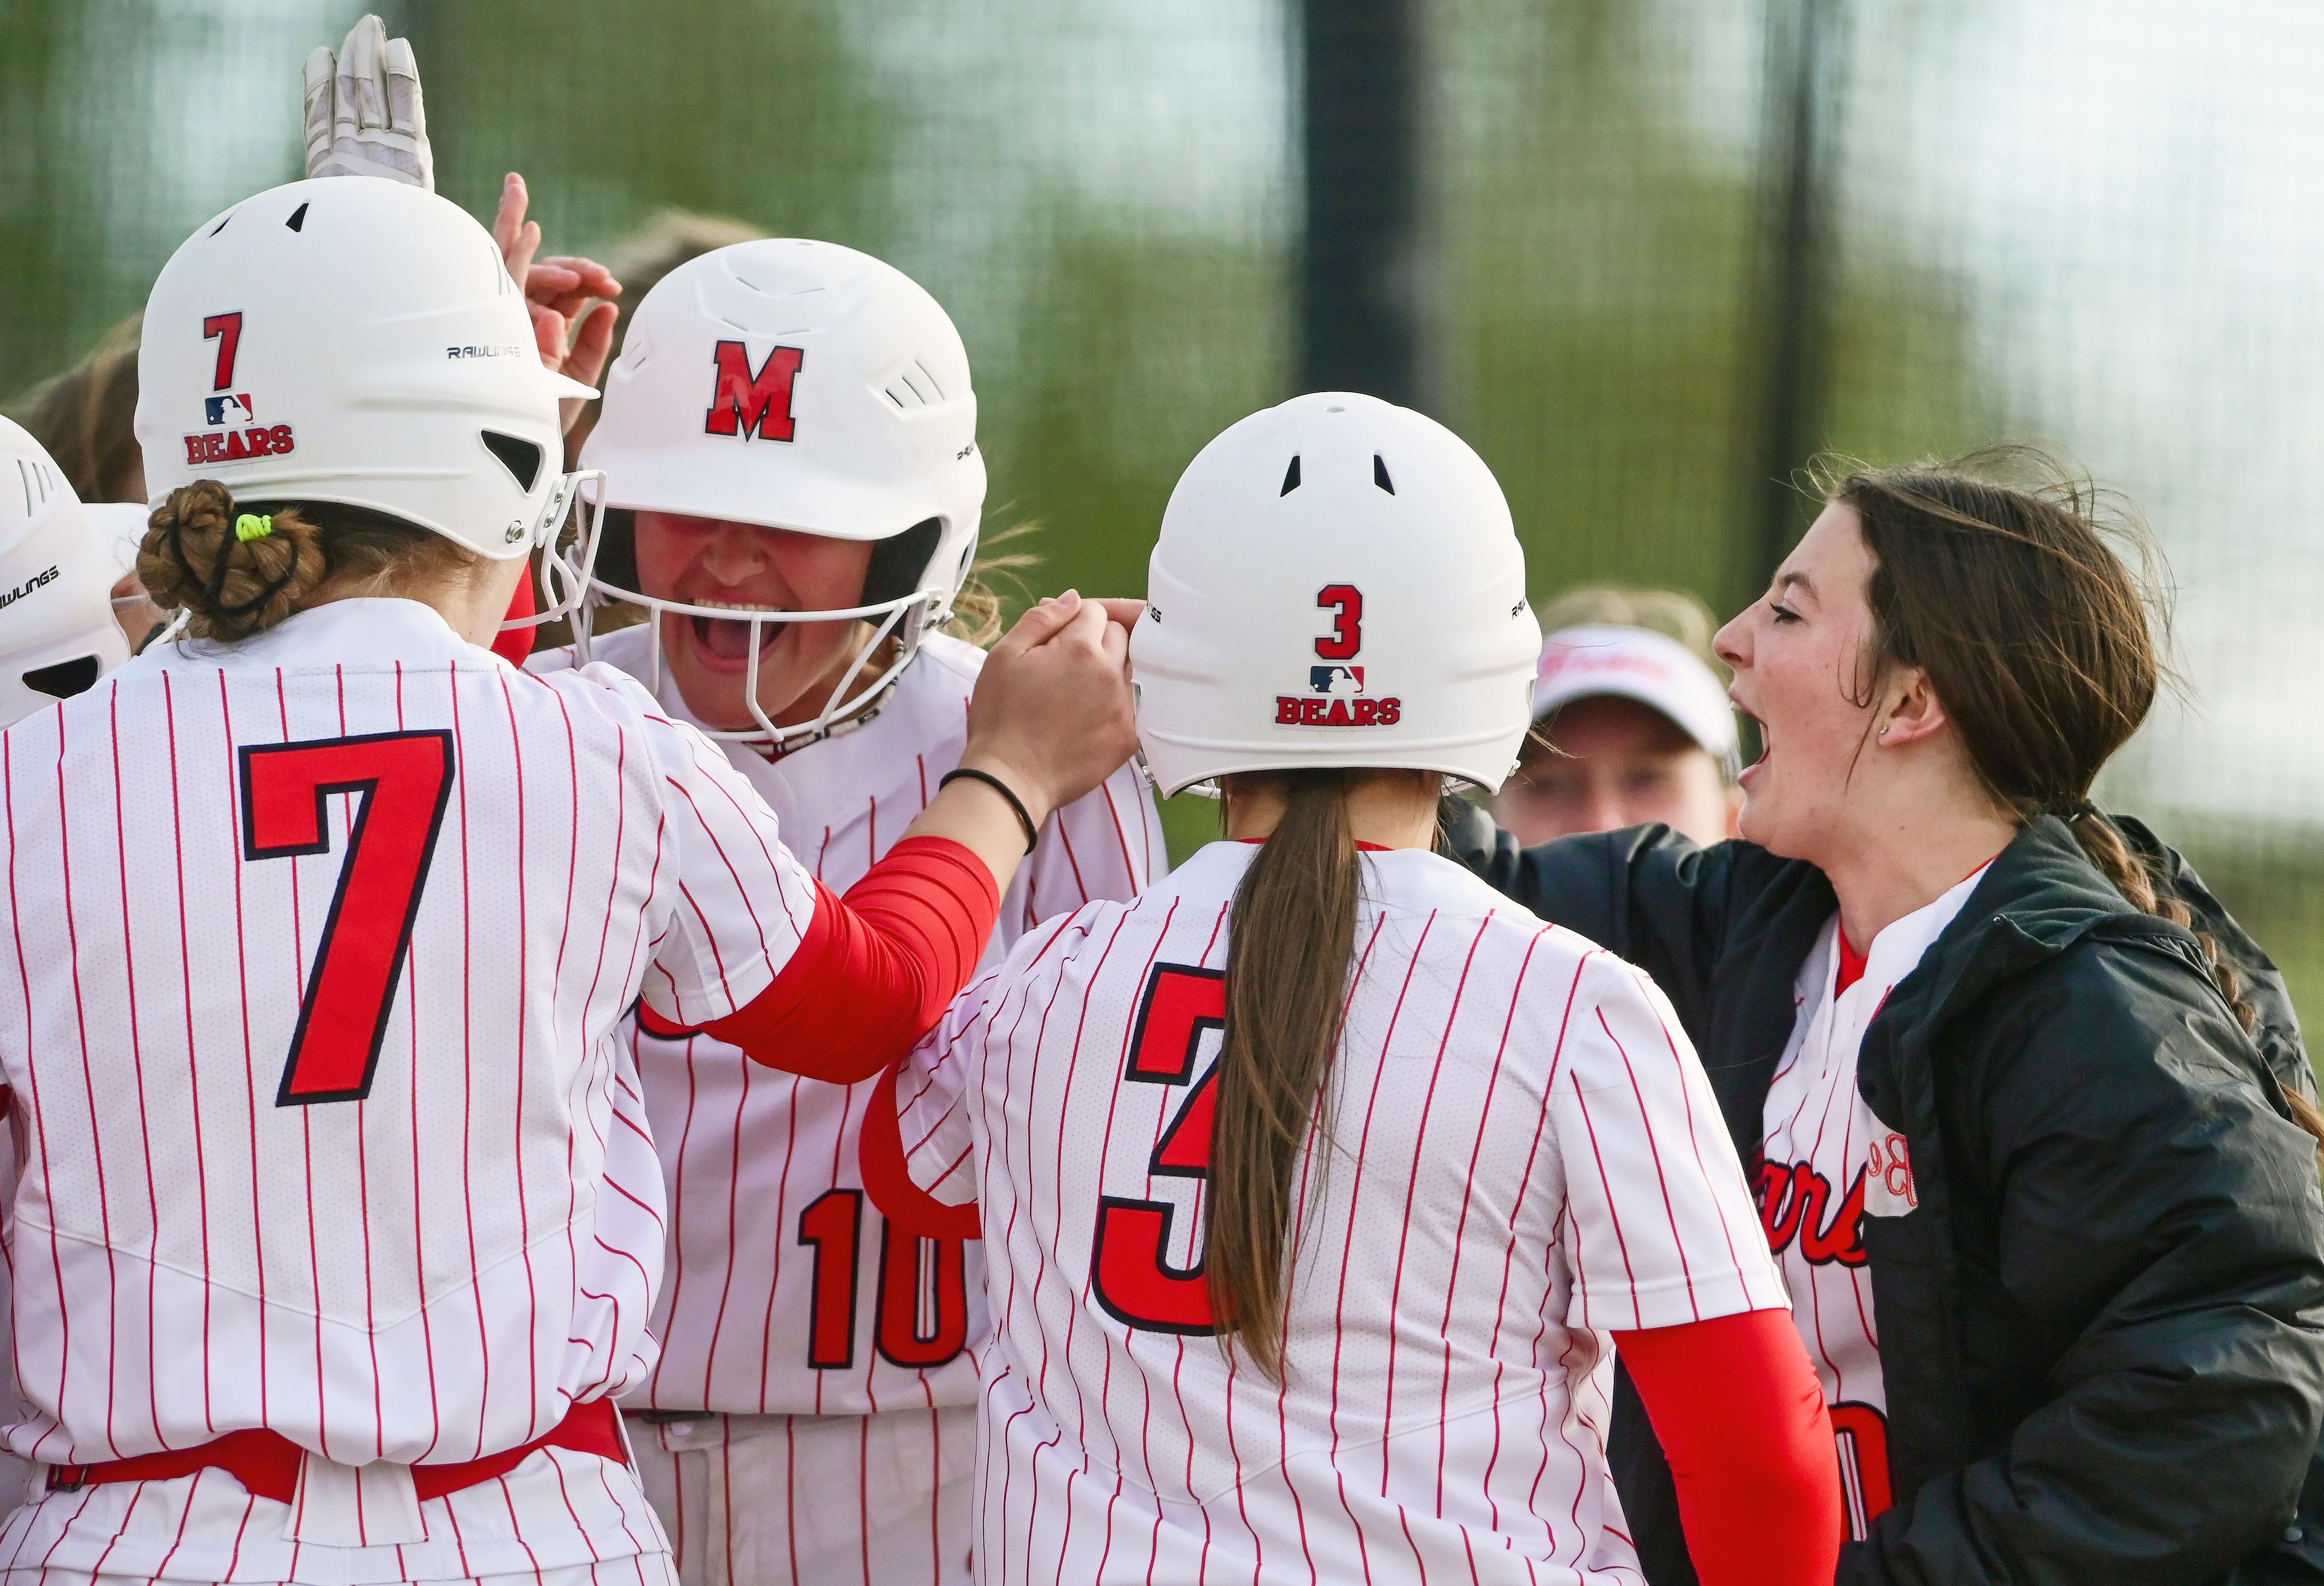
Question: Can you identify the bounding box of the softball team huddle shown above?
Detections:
[0,16,2317,1586]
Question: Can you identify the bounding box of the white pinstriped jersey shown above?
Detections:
[1758,865,1981,1544]
[534,626,1161,1419]
[0,598,818,1581]
[893,841,1785,1585]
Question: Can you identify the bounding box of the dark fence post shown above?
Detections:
[1301,0,1423,405]
[1744,0,1842,599]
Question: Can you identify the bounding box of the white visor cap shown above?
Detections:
[1531,623,1739,777]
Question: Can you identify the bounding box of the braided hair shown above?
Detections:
[139,480,475,643]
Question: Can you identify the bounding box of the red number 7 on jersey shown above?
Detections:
[1091,962,1226,1335]
[238,730,456,1107]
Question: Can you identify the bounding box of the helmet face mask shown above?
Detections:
[577,512,954,746]
[576,239,982,749]
[1130,393,1540,800]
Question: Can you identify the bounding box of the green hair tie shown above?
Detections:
[234,513,274,543]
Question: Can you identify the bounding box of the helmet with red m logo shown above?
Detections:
[576,239,983,748]
[1131,393,1537,796]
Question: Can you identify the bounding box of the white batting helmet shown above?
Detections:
[1132,393,1538,797]
[134,177,602,610]
[0,418,132,727]
[576,238,983,747]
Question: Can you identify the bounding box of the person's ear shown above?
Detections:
[1875,664,1950,749]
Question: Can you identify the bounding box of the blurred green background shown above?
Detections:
[6,0,2323,1027]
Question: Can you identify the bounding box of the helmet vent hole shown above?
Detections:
[481,431,543,493]
[208,211,234,237]
[24,657,100,701]
[285,202,309,233]
[1279,456,1301,495]
[1373,455,1394,494]
[884,361,945,410]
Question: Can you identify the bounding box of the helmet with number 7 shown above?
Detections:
[134,178,601,604]
[0,417,132,727]
[1131,392,1538,796]
[575,239,983,749]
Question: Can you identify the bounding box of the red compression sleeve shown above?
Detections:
[700,836,1000,1086]
[1613,1309,1842,1586]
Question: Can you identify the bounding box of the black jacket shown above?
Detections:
[1452,809,2324,1586]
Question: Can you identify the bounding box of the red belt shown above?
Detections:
[45,1395,626,1505]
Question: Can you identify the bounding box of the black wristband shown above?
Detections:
[939,767,1041,854]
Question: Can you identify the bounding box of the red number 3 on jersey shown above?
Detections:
[238,730,456,1107]
[1091,962,1226,1335]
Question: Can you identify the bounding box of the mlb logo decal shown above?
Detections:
[205,394,256,427]
[1309,664,1364,695]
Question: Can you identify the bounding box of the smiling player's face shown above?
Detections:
[630,511,878,733]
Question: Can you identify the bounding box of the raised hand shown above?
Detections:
[303,15,432,189]
[491,173,622,421]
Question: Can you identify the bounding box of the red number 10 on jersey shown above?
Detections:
[1091,962,1227,1335]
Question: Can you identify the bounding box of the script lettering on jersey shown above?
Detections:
[1754,1156,1869,1267]
[1091,962,1226,1335]
[238,729,456,1106]
[704,339,804,442]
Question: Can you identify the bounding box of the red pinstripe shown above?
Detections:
[1596,1004,1702,1320]
[1380,913,1492,1508]
[160,669,218,1440]
[54,698,129,1459]
[105,683,166,1448]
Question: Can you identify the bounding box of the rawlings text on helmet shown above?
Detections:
[0,566,61,611]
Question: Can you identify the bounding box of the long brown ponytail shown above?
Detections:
[1831,447,2324,1155]
[1209,768,1365,1380]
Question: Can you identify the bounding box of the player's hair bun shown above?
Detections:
[139,480,327,643]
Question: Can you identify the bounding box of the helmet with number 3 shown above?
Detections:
[1131,392,1538,797]
[575,239,983,749]
[0,418,132,727]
